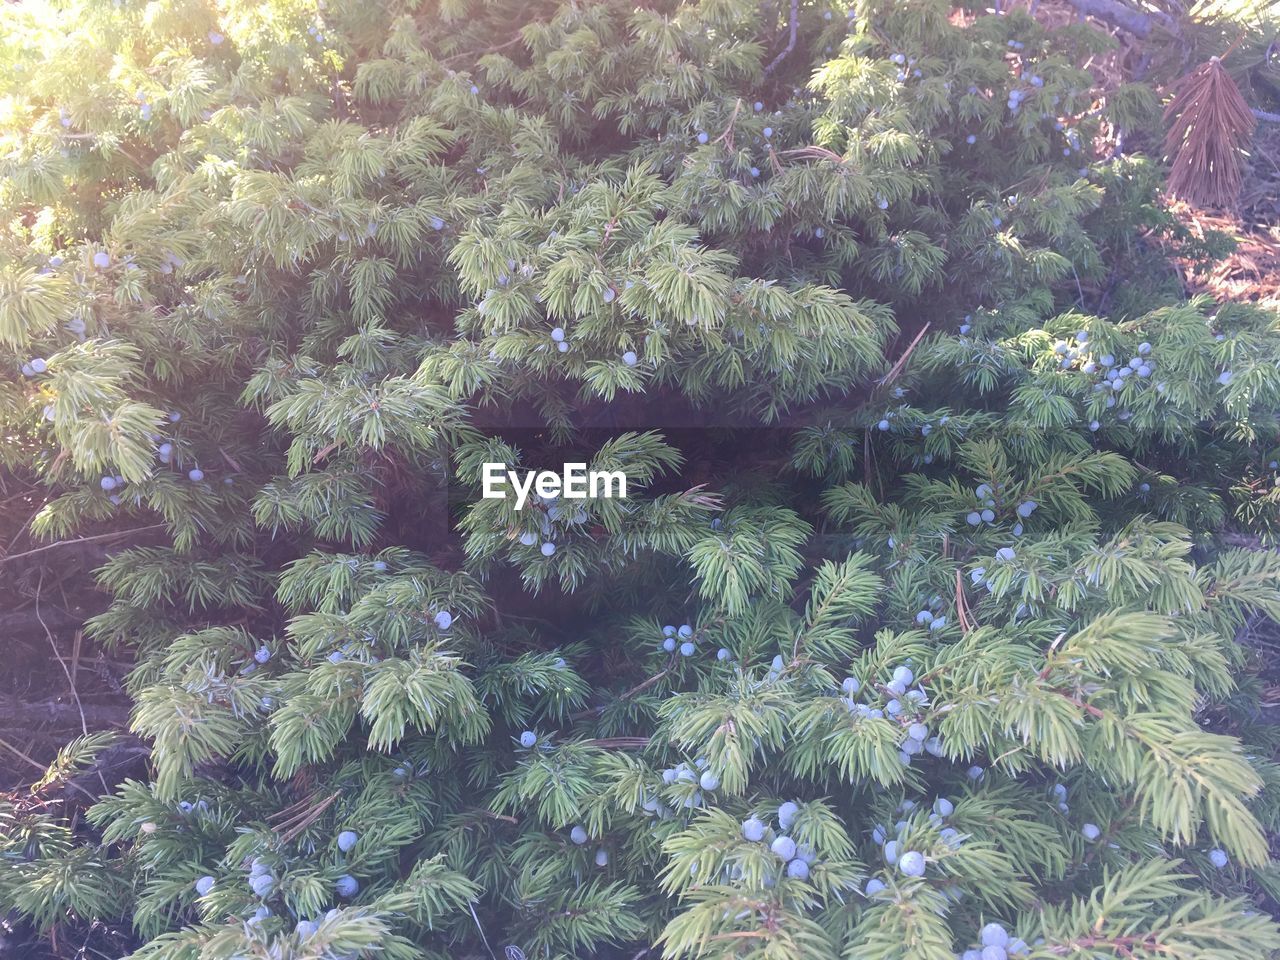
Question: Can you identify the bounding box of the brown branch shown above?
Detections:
[1064,0,1160,37]
[1057,690,1106,719]
[714,98,744,148]
[763,0,800,76]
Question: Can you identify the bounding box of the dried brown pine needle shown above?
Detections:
[1163,57,1256,207]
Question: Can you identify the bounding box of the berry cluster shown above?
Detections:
[666,757,718,792]
[867,795,965,894]
[660,623,697,657]
[1049,333,1167,427]
[839,665,945,766]
[247,858,275,898]
[955,922,1030,960]
[740,801,818,881]
[513,493,567,556]
[963,483,1035,538]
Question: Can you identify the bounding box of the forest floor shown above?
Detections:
[1173,117,1280,305]
[0,503,148,790]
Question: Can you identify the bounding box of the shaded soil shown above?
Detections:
[0,506,139,792]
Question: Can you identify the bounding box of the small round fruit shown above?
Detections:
[249,874,274,897]
[897,851,926,877]
[786,858,809,880]
[335,874,359,897]
[770,836,797,861]
[981,924,1009,947]
[778,801,799,829]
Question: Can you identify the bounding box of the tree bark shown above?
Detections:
[1066,0,1153,37]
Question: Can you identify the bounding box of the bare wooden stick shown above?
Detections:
[955,569,974,633]
[0,524,167,566]
[878,323,931,387]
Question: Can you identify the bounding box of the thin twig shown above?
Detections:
[714,98,744,148]
[468,901,499,960]
[0,735,99,802]
[878,323,931,387]
[70,628,82,694]
[276,791,340,844]
[441,31,526,66]
[0,734,47,772]
[955,569,974,633]
[0,524,167,566]
[782,145,844,163]
[35,567,110,795]
[37,571,88,739]
[582,737,651,749]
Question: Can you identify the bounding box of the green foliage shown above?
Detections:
[3,1,1280,959]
